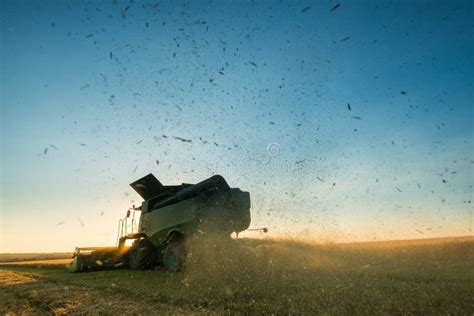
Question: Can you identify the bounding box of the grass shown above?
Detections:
[1,236,473,314]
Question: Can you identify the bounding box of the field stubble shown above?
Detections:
[0,236,473,314]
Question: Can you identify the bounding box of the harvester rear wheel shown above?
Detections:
[163,238,186,272]
[128,239,156,270]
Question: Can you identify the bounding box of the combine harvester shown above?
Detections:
[69,174,254,272]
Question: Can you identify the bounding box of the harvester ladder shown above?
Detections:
[116,209,138,247]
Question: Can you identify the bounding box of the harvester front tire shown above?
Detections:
[128,239,156,270]
[163,239,186,272]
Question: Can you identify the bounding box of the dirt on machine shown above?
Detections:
[68,174,256,272]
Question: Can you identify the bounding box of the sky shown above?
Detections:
[0,0,473,252]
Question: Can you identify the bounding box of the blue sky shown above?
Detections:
[1,0,473,252]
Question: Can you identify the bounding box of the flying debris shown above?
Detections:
[347,103,351,111]
[331,3,340,12]
[77,217,85,227]
[122,5,130,15]
[173,136,192,143]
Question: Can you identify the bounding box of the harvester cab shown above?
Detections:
[68,174,252,272]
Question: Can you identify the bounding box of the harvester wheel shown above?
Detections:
[163,238,186,272]
[128,239,156,270]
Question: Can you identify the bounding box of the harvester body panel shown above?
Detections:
[139,198,198,242]
[141,188,251,247]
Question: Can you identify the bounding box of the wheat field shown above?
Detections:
[1,236,473,314]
